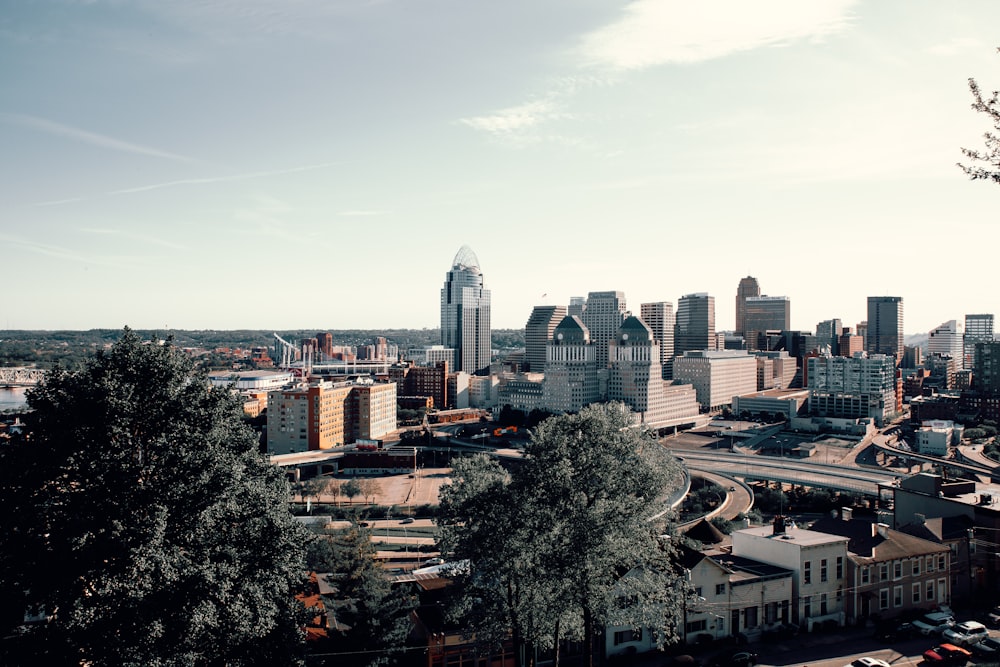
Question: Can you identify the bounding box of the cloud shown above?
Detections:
[109,162,340,195]
[0,113,192,162]
[0,233,136,268]
[80,227,188,251]
[460,100,570,135]
[578,0,858,70]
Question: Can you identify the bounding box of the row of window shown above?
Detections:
[859,554,948,585]
[803,557,844,584]
[876,579,947,610]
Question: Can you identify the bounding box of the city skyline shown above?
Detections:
[3,2,1000,333]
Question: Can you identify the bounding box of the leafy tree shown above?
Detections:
[357,478,381,505]
[439,403,685,667]
[959,48,1000,184]
[342,478,362,504]
[0,329,310,666]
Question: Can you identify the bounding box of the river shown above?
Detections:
[0,386,29,411]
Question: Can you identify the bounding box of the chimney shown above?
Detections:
[875,523,889,539]
[915,513,926,524]
[773,515,786,535]
[841,507,853,522]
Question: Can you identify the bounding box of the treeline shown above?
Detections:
[0,328,526,370]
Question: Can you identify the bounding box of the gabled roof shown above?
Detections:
[898,514,974,543]
[683,518,727,545]
[809,516,948,561]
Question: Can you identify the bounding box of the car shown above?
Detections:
[400,517,415,524]
[971,636,1000,658]
[874,620,918,642]
[987,605,1000,627]
[843,658,891,667]
[913,611,956,635]
[943,620,989,646]
[707,650,756,667]
[922,643,972,665]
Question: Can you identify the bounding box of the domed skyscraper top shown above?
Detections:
[451,245,481,274]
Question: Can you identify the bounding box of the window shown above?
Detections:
[927,556,935,572]
[879,563,889,581]
[716,583,726,595]
[820,593,828,616]
[912,583,921,604]
[613,629,643,645]
[893,586,902,607]
[939,554,947,571]
[926,580,935,601]
[804,561,812,585]
[861,567,870,584]
[879,589,889,610]
[683,620,705,634]
[804,596,812,618]
[893,561,902,579]
[821,559,828,583]
[836,556,843,579]
[913,558,921,577]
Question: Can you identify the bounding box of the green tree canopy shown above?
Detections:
[438,403,686,667]
[0,329,310,666]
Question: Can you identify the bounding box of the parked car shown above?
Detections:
[922,643,972,665]
[707,650,756,667]
[873,620,918,642]
[844,658,891,667]
[971,636,1000,659]
[987,605,1000,627]
[400,517,415,524]
[912,611,956,635]
[943,620,989,646]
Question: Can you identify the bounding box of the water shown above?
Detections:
[0,386,29,411]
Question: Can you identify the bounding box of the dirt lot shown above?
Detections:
[310,467,451,508]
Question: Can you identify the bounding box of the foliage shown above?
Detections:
[438,403,685,667]
[307,526,415,667]
[342,478,362,503]
[0,329,310,666]
[959,49,1000,184]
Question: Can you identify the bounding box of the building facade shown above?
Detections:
[581,290,628,369]
[744,296,791,351]
[672,350,758,412]
[866,296,904,362]
[735,276,761,339]
[806,353,899,425]
[640,301,675,379]
[441,245,491,375]
[675,293,717,357]
[965,313,994,370]
[524,305,567,373]
[543,315,601,414]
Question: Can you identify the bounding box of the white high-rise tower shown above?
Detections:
[441,245,491,376]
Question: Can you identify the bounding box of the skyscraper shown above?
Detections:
[543,316,600,414]
[743,296,791,351]
[866,296,904,362]
[640,301,675,379]
[815,319,843,356]
[675,293,716,357]
[440,245,491,376]
[581,290,628,368]
[524,305,567,372]
[965,313,994,370]
[735,276,761,338]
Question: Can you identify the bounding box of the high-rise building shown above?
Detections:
[266,380,351,453]
[640,301,675,379]
[675,293,716,357]
[735,276,761,338]
[441,245,491,376]
[807,353,898,425]
[672,350,757,412]
[974,341,1000,395]
[743,296,791,351]
[866,296,904,362]
[607,316,699,425]
[581,290,628,368]
[524,305,567,373]
[815,319,843,356]
[927,320,963,387]
[568,296,587,318]
[965,314,994,370]
[542,316,600,414]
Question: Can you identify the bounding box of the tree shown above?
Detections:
[357,478,381,505]
[438,403,686,667]
[959,48,1000,184]
[342,478,362,504]
[0,329,310,666]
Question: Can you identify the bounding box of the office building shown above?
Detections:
[807,353,898,425]
[640,301,675,379]
[267,380,351,453]
[744,296,791,351]
[815,319,843,356]
[524,305,567,372]
[441,245,491,376]
[542,316,601,414]
[675,293,716,357]
[965,314,994,370]
[926,320,963,389]
[568,296,586,318]
[866,296,904,362]
[735,276,760,338]
[581,290,628,368]
[672,350,757,412]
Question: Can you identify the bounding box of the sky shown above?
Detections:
[3,1,1000,335]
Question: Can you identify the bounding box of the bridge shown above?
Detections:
[0,367,44,387]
